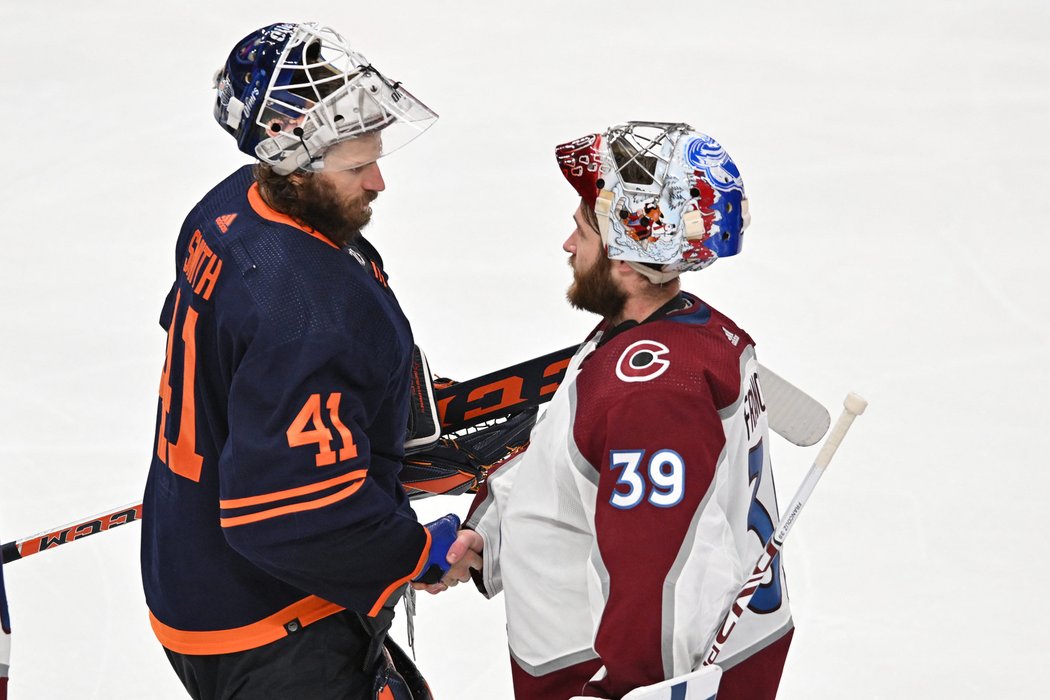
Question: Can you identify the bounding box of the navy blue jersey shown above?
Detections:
[141,166,431,655]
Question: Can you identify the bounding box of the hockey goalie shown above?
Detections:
[419,122,794,700]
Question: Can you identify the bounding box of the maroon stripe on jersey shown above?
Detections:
[510,653,603,700]
[716,627,793,700]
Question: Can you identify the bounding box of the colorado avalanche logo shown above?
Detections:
[684,135,744,194]
[615,340,671,383]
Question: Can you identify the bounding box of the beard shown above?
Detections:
[567,252,627,319]
[295,175,378,248]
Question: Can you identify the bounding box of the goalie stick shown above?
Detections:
[1,504,142,565]
[1,348,829,564]
[702,392,868,667]
[438,345,830,448]
[433,346,573,433]
[1,527,10,700]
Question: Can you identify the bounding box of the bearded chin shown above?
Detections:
[567,254,627,319]
[296,177,376,247]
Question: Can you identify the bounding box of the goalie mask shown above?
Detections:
[556,122,749,283]
[214,22,438,175]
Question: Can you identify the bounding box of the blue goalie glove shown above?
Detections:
[413,514,461,584]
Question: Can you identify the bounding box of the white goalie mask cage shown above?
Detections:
[215,23,438,175]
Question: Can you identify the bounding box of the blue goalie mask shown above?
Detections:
[214,22,438,175]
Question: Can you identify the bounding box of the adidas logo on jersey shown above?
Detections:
[215,213,238,233]
[723,327,740,346]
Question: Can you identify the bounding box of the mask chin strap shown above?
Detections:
[626,262,682,285]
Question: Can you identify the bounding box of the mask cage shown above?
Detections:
[251,24,437,174]
[605,122,689,196]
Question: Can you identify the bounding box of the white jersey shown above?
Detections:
[466,294,793,700]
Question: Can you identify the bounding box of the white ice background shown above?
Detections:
[1,1,1048,697]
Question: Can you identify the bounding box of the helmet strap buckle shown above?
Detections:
[594,189,615,247]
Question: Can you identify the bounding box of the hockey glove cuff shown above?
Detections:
[413,513,461,585]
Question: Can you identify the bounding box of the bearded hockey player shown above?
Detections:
[431,122,793,699]
[140,23,458,700]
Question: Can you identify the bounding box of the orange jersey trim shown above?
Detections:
[370,261,388,287]
[247,182,338,249]
[368,527,432,617]
[220,475,368,528]
[149,596,344,655]
[403,471,475,496]
[220,469,368,509]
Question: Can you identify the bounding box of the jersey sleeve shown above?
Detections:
[218,331,429,616]
[463,451,526,598]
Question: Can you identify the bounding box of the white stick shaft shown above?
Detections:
[775,393,867,544]
[814,393,867,468]
[703,393,867,666]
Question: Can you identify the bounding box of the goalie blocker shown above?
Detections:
[401,346,542,499]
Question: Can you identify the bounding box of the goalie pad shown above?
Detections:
[400,407,538,499]
[404,346,442,454]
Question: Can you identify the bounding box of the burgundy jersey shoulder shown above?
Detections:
[569,295,755,467]
[581,296,754,409]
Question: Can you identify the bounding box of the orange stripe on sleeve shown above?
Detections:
[367,527,432,617]
[220,478,367,528]
[150,596,344,655]
[220,470,368,509]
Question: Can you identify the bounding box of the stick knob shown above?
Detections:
[814,392,867,469]
[844,392,868,417]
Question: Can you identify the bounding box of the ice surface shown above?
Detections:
[1,1,1048,697]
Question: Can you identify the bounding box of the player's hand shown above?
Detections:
[444,528,483,585]
[410,514,461,587]
[413,529,484,594]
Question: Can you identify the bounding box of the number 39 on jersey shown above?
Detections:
[608,449,686,509]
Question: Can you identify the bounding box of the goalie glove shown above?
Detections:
[413,513,461,585]
[400,407,539,499]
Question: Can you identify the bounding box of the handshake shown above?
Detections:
[410,514,484,594]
